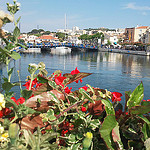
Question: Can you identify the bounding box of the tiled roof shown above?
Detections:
[136,26,148,29]
[38,35,57,40]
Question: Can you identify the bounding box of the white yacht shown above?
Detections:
[50,46,72,55]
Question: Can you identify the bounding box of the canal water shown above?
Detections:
[0,50,150,105]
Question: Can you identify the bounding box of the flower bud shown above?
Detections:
[82,132,93,149]
[0,124,4,134]
[8,123,19,140]
[0,93,5,110]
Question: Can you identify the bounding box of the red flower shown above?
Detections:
[111,92,122,102]
[81,106,86,112]
[79,86,88,91]
[23,78,42,90]
[59,121,74,131]
[61,130,68,136]
[0,108,11,118]
[71,67,80,75]
[11,97,25,105]
[64,87,72,94]
[17,97,25,104]
[143,99,150,102]
[71,67,83,83]
[23,80,31,90]
[55,73,67,87]
[75,78,82,83]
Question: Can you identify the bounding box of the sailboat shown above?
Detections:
[51,14,72,54]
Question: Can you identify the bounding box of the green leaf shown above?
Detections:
[8,68,13,77]
[52,70,62,76]
[129,105,150,115]
[68,134,76,143]
[13,26,20,40]
[48,80,57,89]
[9,51,21,60]
[37,75,48,84]
[86,84,95,94]
[142,123,150,141]
[79,88,94,103]
[127,82,144,109]
[48,91,60,104]
[16,16,21,24]
[5,97,18,111]
[68,95,79,103]
[112,125,124,149]
[26,107,36,114]
[99,115,117,150]
[71,143,81,150]
[17,43,27,49]
[2,82,14,92]
[21,89,33,101]
[138,115,150,125]
[47,109,56,121]
[101,99,115,115]
[6,42,14,51]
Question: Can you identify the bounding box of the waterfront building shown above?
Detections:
[68,35,82,44]
[25,35,38,44]
[124,26,149,43]
[37,35,59,43]
[134,26,148,42]
[144,27,150,44]
[103,33,118,45]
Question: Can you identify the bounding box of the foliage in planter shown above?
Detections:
[1,61,150,149]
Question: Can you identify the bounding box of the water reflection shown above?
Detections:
[0,51,150,102]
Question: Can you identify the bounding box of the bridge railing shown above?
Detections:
[25,42,98,50]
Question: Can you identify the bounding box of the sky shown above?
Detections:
[1,0,150,33]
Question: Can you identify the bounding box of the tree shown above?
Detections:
[107,40,111,46]
[56,32,67,42]
[43,31,51,35]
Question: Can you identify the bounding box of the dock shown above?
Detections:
[98,48,150,56]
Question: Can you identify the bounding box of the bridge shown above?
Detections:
[26,42,98,50]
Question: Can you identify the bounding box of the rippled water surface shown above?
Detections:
[1,50,150,104]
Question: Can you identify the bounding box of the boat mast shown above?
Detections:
[65,13,66,41]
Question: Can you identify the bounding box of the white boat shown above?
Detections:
[50,46,72,55]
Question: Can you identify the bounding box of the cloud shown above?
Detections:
[124,3,150,11]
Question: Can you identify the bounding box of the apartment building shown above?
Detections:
[124,26,149,43]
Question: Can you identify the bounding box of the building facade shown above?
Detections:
[124,27,135,43]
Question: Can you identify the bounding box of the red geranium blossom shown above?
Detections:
[71,67,80,75]
[81,106,86,112]
[71,67,82,83]
[111,92,122,102]
[0,108,11,118]
[55,73,67,87]
[143,99,150,102]
[11,97,25,105]
[64,87,72,94]
[23,78,42,90]
[79,86,88,91]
